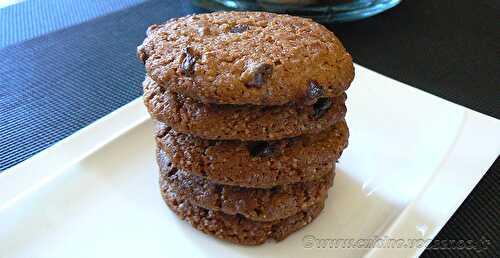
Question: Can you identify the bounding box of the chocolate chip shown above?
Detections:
[313,98,332,119]
[166,164,178,177]
[230,24,249,33]
[308,80,324,99]
[244,63,273,88]
[305,80,324,105]
[248,142,275,157]
[180,47,198,76]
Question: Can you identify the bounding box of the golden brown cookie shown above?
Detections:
[143,76,347,141]
[161,189,325,245]
[159,154,334,221]
[138,11,354,105]
[155,120,348,188]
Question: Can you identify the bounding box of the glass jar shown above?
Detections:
[192,0,401,23]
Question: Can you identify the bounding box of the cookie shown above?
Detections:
[155,120,348,188]
[158,153,333,221]
[137,11,354,105]
[161,189,325,245]
[143,77,346,141]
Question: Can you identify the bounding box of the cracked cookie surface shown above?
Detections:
[155,120,348,188]
[138,11,354,105]
[143,76,347,141]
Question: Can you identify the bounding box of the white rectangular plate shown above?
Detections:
[1,65,499,258]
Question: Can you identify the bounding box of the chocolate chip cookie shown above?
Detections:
[161,189,325,245]
[158,153,334,221]
[143,76,347,140]
[138,11,354,105]
[155,120,348,188]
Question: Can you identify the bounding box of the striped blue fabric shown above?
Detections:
[0,0,199,171]
[0,0,146,48]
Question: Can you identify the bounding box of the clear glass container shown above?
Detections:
[192,0,401,23]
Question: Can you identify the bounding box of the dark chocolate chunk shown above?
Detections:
[165,162,178,177]
[313,98,332,119]
[180,47,198,76]
[230,24,249,33]
[245,63,273,88]
[248,142,275,157]
[308,80,324,99]
[305,80,324,105]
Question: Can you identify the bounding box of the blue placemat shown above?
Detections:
[0,0,146,48]
[0,0,200,171]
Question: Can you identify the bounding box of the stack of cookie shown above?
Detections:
[137,12,354,245]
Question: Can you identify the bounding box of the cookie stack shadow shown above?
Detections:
[137,12,354,245]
